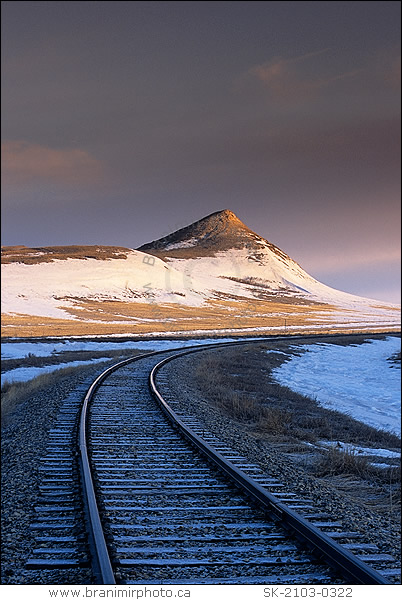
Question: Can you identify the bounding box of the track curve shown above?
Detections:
[83,340,395,584]
[25,336,399,584]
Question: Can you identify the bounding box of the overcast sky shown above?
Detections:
[2,1,400,302]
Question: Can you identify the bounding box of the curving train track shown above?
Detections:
[26,337,400,585]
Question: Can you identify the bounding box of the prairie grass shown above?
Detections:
[192,340,401,485]
[1,245,131,264]
[2,292,398,338]
[314,446,401,495]
[1,349,137,425]
[1,365,89,425]
[1,348,141,373]
[315,445,374,478]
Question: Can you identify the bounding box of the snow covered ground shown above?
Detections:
[316,441,400,460]
[2,335,401,438]
[1,336,255,385]
[271,336,401,436]
[1,251,213,318]
[1,358,111,385]
[2,248,400,324]
[1,336,253,361]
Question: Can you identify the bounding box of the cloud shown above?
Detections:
[248,49,362,101]
[2,141,102,186]
[376,50,401,88]
[303,249,401,275]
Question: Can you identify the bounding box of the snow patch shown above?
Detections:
[316,441,400,459]
[1,250,207,318]
[164,238,199,250]
[0,336,258,361]
[271,336,401,435]
[1,358,111,385]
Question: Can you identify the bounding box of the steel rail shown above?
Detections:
[78,351,159,584]
[78,338,286,582]
[149,347,392,585]
[78,333,395,583]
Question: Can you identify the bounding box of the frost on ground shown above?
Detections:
[272,336,401,436]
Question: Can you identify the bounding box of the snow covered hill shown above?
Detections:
[1,210,400,337]
[138,209,398,309]
[1,248,208,319]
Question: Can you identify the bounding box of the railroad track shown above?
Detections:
[25,338,400,584]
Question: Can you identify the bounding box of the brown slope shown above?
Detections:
[137,209,291,261]
[1,245,132,265]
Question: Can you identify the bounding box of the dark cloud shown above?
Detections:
[1,1,400,302]
[2,141,103,187]
[248,49,364,102]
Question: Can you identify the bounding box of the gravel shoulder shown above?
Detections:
[1,363,114,585]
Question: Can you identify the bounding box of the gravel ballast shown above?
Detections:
[157,343,401,575]
[1,363,113,585]
[2,338,400,585]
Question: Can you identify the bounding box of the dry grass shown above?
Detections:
[1,364,95,426]
[192,340,401,483]
[315,447,401,506]
[194,341,401,446]
[1,348,141,373]
[2,294,398,338]
[315,446,375,478]
[388,351,401,366]
[1,245,131,264]
[194,354,294,429]
[159,338,400,524]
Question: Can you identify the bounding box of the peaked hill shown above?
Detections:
[138,209,292,261]
[138,209,357,305]
[1,210,400,338]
